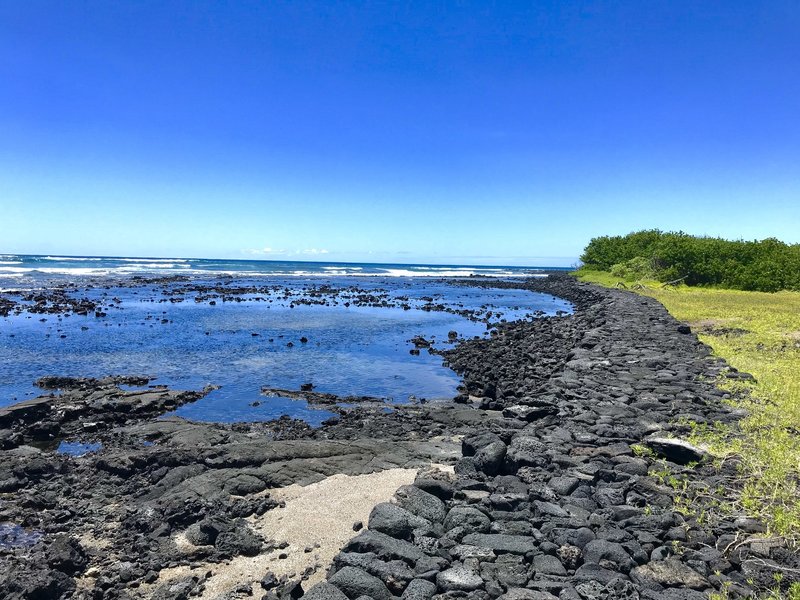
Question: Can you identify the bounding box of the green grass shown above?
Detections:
[575,268,800,543]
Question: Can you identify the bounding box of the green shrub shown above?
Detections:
[580,231,800,292]
[609,256,656,281]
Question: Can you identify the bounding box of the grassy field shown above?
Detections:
[575,269,800,543]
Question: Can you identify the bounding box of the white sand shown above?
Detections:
[161,467,419,598]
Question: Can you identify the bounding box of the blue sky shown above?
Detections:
[1,1,798,266]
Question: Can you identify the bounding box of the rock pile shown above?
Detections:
[306,275,795,600]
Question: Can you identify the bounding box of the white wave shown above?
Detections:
[41,256,188,264]
[375,268,518,278]
[38,267,115,275]
[116,258,189,263]
[0,266,115,276]
[42,256,104,261]
[0,262,546,280]
[116,262,183,269]
[0,260,22,265]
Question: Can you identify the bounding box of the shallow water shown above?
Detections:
[56,441,103,456]
[0,523,42,549]
[0,276,571,423]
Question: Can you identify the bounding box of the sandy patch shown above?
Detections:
[160,467,420,598]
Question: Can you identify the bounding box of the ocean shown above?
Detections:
[0,254,572,426]
[0,254,568,288]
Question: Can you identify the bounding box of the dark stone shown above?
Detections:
[443,506,491,533]
[46,535,88,574]
[402,578,437,599]
[215,521,262,557]
[582,540,635,572]
[630,559,709,590]
[395,485,447,523]
[474,441,508,475]
[343,531,425,565]
[643,438,707,465]
[329,566,392,600]
[369,503,430,539]
[303,582,350,600]
[461,533,537,555]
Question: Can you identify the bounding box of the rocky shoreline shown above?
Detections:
[1,274,796,599]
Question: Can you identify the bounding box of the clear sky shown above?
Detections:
[1,1,798,266]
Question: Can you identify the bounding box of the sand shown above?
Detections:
[159,467,420,598]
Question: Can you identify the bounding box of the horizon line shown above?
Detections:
[2,251,579,269]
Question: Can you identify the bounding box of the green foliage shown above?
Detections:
[580,230,800,292]
[610,256,657,281]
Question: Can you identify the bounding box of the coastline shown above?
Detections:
[0,273,795,598]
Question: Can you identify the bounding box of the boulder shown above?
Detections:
[329,566,392,600]
[630,559,709,590]
[395,485,446,523]
[443,506,491,534]
[368,502,430,539]
[643,438,707,465]
[343,531,425,565]
[402,578,437,599]
[303,582,350,600]
[505,436,548,471]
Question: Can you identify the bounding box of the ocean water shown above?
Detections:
[0,255,572,425]
[0,254,566,288]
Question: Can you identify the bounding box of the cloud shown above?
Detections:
[243,247,330,257]
[244,247,286,255]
